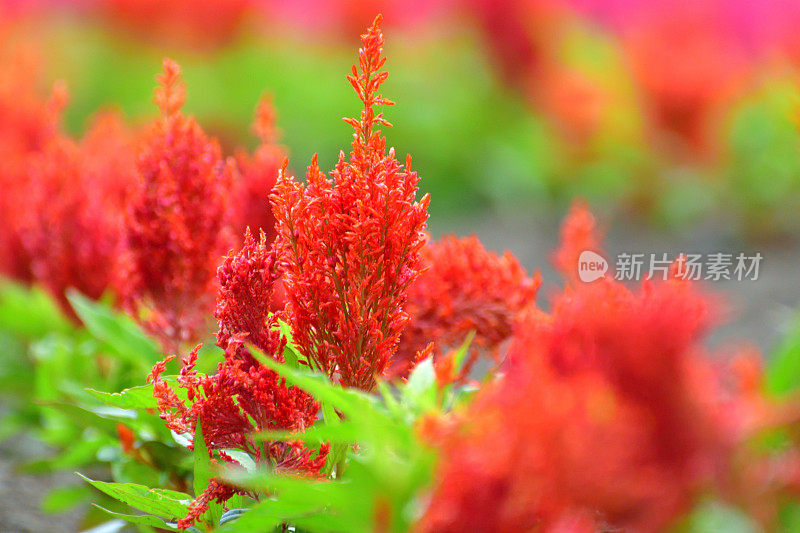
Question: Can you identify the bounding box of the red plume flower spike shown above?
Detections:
[389,235,541,378]
[122,58,234,349]
[272,16,430,391]
[418,205,744,532]
[0,52,69,283]
[20,134,130,319]
[149,231,327,529]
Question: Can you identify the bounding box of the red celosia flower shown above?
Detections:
[263,0,451,38]
[231,96,285,244]
[468,0,568,89]
[623,1,749,154]
[271,16,430,391]
[389,235,540,379]
[551,201,606,284]
[149,347,327,529]
[20,134,128,317]
[177,478,239,530]
[0,51,67,282]
[101,0,252,50]
[149,231,328,529]
[116,423,136,455]
[215,229,282,358]
[418,208,742,532]
[80,110,139,215]
[122,58,234,349]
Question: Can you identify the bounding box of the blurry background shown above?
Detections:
[2,2,800,530]
[1,0,799,343]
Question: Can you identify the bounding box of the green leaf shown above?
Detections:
[87,384,158,410]
[451,331,475,374]
[0,280,72,338]
[67,290,161,371]
[681,500,757,533]
[78,474,191,519]
[402,357,437,412]
[254,421,361,445]
[193,420,223,527]
[92,505,183,531]
[41,485,93,514]
[193,420,212,498]
[215,498,319,533]
[250,345,376,419]
[767,313,800,395]
[278,319,302,369]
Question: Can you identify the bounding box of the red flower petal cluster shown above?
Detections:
[177,478,238,530]
[0,51,137,315]
[272,16,430,391]
[418,206,743,532]
[389,235,540,379]
[624,2,749,153]
[231,96,284,244]
[149,231,327,529]
[0,52,66,282]
[101,0,252,50]
[551,200,604,284]
[122,58,234,349]
[20,133,131,317]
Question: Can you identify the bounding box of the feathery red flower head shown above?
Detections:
[149,230,328,529]
[552,201,605,284]
[418,206,740,532]
[102,0,251,50]
[20,133,131,317]
[271,16,430,391]
[122,58,234,348]
[389,235,540,378]
[149,346,326,529]
[0,53,67,282]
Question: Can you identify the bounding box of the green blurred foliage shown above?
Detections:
[724,74,800,236]
[42,19,529,216]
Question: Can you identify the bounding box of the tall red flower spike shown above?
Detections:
[0,51,67,282]
[272,15,430,391]
[20,133,130,319]
[80,110,139,216]
[388,235,541,379]
[231,96,285,244]
[418,206,744,532]
[122,58,234,349]
[149,231,327,529]
[552,201,605,284]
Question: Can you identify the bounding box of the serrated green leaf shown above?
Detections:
[79,474,191,519]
